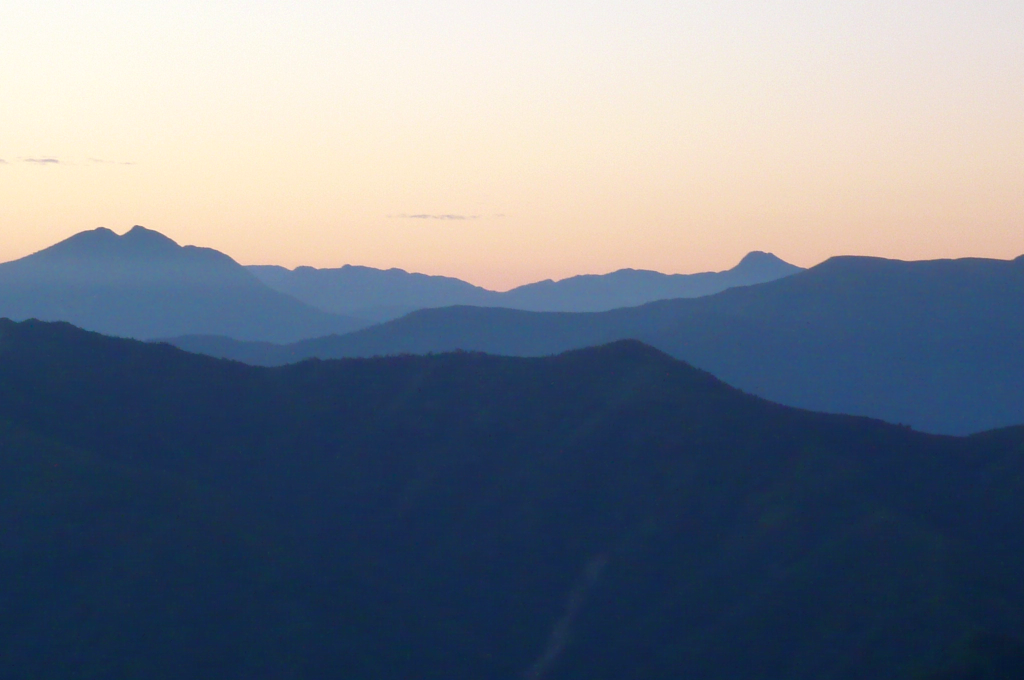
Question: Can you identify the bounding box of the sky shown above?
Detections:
[2,1,1022,290]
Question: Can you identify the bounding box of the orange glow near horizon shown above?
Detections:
[2,2,1022,290]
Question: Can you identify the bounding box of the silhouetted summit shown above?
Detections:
[0,226,365,342]
[3,318,1024,679]
[77,224,180,254]
[11,226,243,284]
[730,250,800,278]
[175,253,1024,434]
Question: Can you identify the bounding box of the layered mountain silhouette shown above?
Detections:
[0,226,366,342]
[171,254,1024,435]
[1,318,1024,679]
[248,250,802,321]
[0,227,800,339]
[248,263,496,321]
[493,250,803,312]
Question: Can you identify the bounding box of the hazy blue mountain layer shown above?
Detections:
[248,250,802,321]
[248,263,496,321]
[3,318,1024,679]
[0,226,366,342]
[170,254,1024,435]
[495,250,803,312]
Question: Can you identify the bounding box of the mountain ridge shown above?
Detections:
[2,226,802,333]
[168,252,1024,435]
[2,317,1024,678]
[248,249,803,320]
[0,226,366,342]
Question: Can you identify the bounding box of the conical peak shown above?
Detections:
[731,251,803,278]
[125,225,160,237]
[736,251,784,267]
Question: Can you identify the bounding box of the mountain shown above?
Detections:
[247,251,802,321]
[3,318,1024,679]
[171,254,1024,435]
[495,250,804,312]
[0,420,292,679]
[0,226,367,342]
[248,263,496,322]
[920,635,1024,679]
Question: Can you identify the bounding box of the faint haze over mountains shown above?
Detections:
[249,250,802,322]
[3,2,1024,674]
[173,252,1024,436]
[0,226,803,331]
[6,225,1024,434]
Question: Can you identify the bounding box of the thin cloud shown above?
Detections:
[9,156,135,167]
[389,213,481,220]
[391,213,479,220]
[388,213,507,221]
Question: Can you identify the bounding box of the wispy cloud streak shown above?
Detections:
[390,213,481,220]
[9,157,136,166]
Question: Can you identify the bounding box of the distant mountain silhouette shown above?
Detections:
[172,254,1024,435]
[0,226,367,342]
[495,250,804,312]
[248,263,496,321]
[3,318,1024,678]
[248,250,802,321]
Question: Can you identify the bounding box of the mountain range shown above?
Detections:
[0,226,802,337]
[170,253,1024,436]
[2,318,1023,679]
[0,226,365,342]
[248,250,802,321]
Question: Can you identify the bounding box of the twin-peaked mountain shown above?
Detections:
[1,318,1023,679]
[249,250,802,321]
[172,254,1024,436]
[0,226,367,342]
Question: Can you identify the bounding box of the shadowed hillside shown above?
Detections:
[173,254,1024,434]
[0,422,301,678]
[917,634,1024,679]
[0,226,366,342]
[3,318,1024,679]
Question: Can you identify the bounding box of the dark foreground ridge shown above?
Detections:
[172,253,1024,435]
[2,318,1024,679]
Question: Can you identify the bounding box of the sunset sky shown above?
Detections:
[2,1,1022,289]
